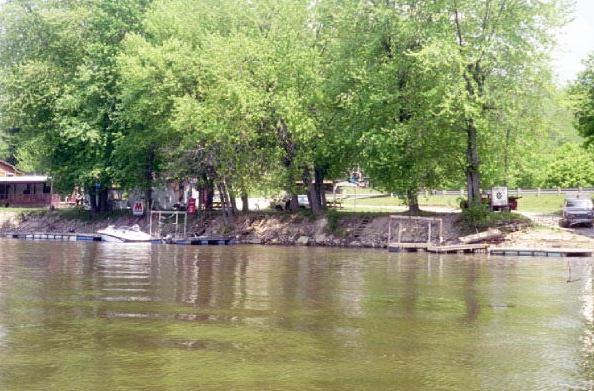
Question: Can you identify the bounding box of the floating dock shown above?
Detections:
[387,243,430,252]
[388,241,593,257]
[173,237,237,246]
[489,247,593,257]
[428,244,489,254]
[388,242,489,254]
[0,232,236,246]
[0,232,101,241]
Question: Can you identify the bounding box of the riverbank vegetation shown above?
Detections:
[0,0,589,217]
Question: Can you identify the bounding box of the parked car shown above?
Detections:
[270,194,309,211]
[560,197,594,228]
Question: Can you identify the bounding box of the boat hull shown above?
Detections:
[99,233,150,243]
[97,225,152,243]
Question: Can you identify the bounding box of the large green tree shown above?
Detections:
[428,0,565,203]
[572,53,594,142]
[0,0,150,211]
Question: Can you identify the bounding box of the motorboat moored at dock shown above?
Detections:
[97,225,151,243]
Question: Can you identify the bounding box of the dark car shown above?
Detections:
[560,198,593,228]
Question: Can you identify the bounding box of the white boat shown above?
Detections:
[97,224,152,243]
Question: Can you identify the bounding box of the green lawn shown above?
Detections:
[339,193,566,214]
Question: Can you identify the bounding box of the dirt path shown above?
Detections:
[502,211,594,249]
[0,212,17,227]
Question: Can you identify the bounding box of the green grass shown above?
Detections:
[339,193,566,213]
[512,194,564,213]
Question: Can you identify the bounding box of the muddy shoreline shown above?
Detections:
[0,210,464,248]
[2,209,592,250]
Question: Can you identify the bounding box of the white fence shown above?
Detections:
[348,187,594,200]
[420,187,594,197]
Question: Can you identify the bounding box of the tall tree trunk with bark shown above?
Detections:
[99,187,109,213]
[199,174,215,210]
[217,182,230,225]
[88,186,98,213]
[303,168,321,215]
[241,192,249,212]
[289,195,299,211]
[466,120,481,204]
[407,189,420,215]
[314,166,325,209]
[228,188,238,214]
[144,146,155,212]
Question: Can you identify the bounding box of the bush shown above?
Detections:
[326,209,340,233]
[461,203,491,231]
[460,202,531,233]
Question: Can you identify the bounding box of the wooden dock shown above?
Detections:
[388,242,430,252]
[388,242,488,254]
[388,242,593,258]
[489,247,593,257]
[428,244,489,254]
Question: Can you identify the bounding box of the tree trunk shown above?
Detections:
[303,168,320,215]
[503,125,511,186]
[228,190,238,214]
[206,183,214,209]
[314,167,325,209]
[241,192,249,212]
[466,120,481,204]
[290,195,299,211]
[407,189,421,215]
[199,175,214,210]
[88,187,98,213]
[144,146,155,211]
[99,187,109,213]
[217,182,230,225]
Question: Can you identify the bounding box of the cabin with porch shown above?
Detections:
[0,176,59,208]
[0,160,59,207]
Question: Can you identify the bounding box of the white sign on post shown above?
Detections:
[132,200,144,216]
[491,187,508,207]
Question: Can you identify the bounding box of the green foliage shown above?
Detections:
[460,204,531,233]
[460,203,491,232]
[326,209,341,234]
[541,143,594,188]
[571,53,594,142]
[0,0,150,198]
[0,0,581,214]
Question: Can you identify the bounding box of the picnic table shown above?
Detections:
[327,199,344,209]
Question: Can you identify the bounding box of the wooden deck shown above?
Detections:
[388,242,593,258]
[388,242,430,252]
[427,244,489,254]
[388,242,489,254]
[489,247,593,257]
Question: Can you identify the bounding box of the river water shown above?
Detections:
[0,239,593,390]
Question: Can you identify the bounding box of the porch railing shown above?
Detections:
[0,193,60,206]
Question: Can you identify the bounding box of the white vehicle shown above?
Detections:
[97,224,152,243]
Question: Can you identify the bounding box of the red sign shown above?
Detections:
[187,198,196,214]
[132,200,144,216]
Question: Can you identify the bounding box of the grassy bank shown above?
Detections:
[339,193,565,213]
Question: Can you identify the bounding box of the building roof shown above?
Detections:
[0,175,49,183]
[0,160,23,174]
